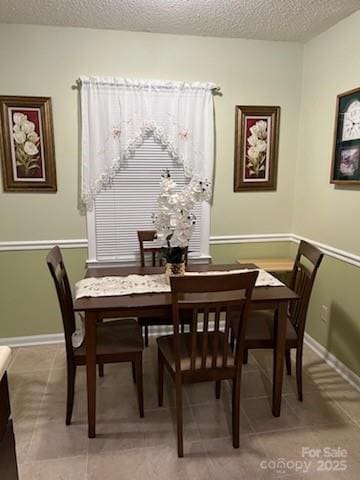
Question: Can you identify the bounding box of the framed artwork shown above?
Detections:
[234,105,280,191]
[331,87,360,184]
[0,96,57,192]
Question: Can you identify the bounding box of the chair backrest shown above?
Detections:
[137,229,188,267]
[137,230,162,267]
[289,240,323,338]
[46,246,76,360]
[170,271,258,374]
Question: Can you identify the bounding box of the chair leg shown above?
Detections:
[243,349,248,365]
[98,363,104,377]
[215,381,221,399]
[175,377,184,458]
[296,347,303,402]
[285,349,292,376]
[158,349,164,407]
[66,363,76,425]
[144,325,149,347]
[132,362,136,384]
[232,377,241,449]
[135,355,144,418]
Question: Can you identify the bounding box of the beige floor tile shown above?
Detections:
[143,368,190,410]
[326,389,360,423]
[28,420,88,461]
[184,380,225,406]
[261,366,319,397]
[8,343,360,479]
[146,442,210,479]
[250,349,274,370]
[88,416,146,454]
[192,400,252,439]
[87,448,149,480]
[19,455,87,480]
[96,384,143,420]
[142,406,200,448]
[11,375,47,424]
[242,396,302,433]
[303,363,356,394]
[285,391,352,427]
[8,369,50,395]
[9,345,59,373]
[311,422,360,464]
[256,427,334,478]
[204,434,269,479]
[14,423,35,464]
[241,370,273,398]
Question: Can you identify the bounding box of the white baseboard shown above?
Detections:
[0,333,64,348]
[304,332,360,393]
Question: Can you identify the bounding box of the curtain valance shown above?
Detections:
[79,76,215,209]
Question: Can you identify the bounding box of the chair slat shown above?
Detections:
[211,307,221,368]
[190,308,198,370]
[222,307,231,368]
[201,308,209,369]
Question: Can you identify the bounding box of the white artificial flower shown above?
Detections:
[247,134,259,147]
[27,131,39,143]
[248,146,260,160]
[23,141,39,156]
[152,170,211,250]
[22,120,35,134]
[13,112,27,126]
[250,120,267,140]
[253,140,267,153]
[13,130,26,144]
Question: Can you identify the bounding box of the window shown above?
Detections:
[86,137,210,265]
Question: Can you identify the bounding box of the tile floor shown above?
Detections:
[7,340,360,479]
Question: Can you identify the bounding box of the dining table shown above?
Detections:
[73,263,299,438]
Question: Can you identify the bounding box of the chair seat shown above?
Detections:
[74,318,143,358]
[243,310,298,346]
[157,332,235,371]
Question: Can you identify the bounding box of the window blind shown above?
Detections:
[93,138,203,262]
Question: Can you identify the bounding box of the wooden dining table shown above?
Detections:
[74,263,299,438]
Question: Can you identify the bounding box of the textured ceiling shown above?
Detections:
[0,0,359,42]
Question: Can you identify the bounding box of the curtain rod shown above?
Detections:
[72,80,222,95]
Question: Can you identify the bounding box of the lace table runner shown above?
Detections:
[75,269,284,299]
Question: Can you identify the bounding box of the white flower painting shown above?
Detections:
[11,110,42,178]
[234,106,279,192]
[246,119,268,178]
[0,96,56,191]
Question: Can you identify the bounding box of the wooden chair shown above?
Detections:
[157,271,258,457]
[137,230,189,346]
[231,240,323,402]
[46,246,144,425]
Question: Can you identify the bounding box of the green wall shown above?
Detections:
[0,249,87,338]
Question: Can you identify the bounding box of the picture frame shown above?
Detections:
[0,96,57,192]
[234,105,280,191]
[330,87,360,185]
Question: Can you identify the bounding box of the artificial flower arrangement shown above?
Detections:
[152,170,211,268]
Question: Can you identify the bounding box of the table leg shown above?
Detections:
[85,312,97,438]
[272,301,287,417]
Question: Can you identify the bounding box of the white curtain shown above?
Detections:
[79,76,215,209]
